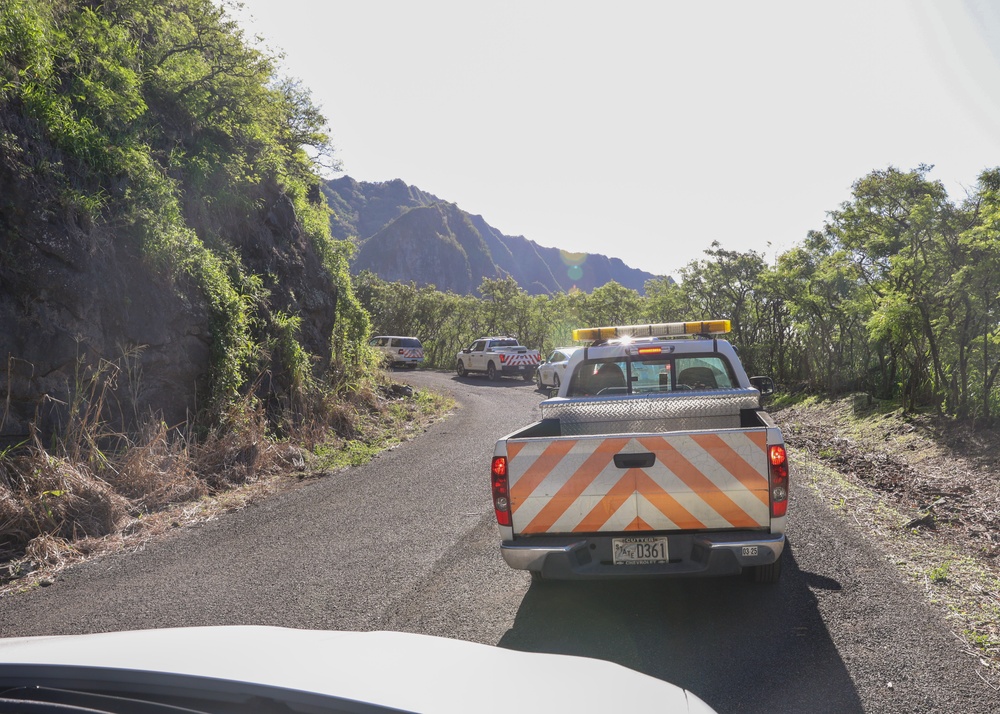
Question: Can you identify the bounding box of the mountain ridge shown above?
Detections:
[323,176,658,295]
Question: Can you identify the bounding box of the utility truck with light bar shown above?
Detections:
[490,320,789,583]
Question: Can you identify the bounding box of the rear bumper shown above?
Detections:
[392,357,423,366]
[500,531,785,579]
[500,364,535,375]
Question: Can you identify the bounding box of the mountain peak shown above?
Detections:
[322,177,657,295]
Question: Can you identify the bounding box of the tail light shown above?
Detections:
[499,354,507,364]
[491,456,511,526]
[768,444,789,517]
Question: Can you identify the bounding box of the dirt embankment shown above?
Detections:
[773,397,1000,670]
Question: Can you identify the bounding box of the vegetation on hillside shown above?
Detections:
[361,166,1000,422]
[1,0,372,409]
[1,0,382,567]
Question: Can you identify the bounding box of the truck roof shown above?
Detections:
[574,335,739,359]
[572,319,730,343]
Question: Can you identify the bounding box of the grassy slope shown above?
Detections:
[773,396,1000,675]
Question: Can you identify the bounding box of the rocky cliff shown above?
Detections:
[0,149,339,445]
[0,0,348,446]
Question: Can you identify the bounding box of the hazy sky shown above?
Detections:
[235,0,1000,278]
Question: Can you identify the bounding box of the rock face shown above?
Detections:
[0,191,210,443]
[0,164,337,445]
[324,176,658,295]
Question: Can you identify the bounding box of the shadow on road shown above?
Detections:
[451,375,537,388]
[497,544,860,714]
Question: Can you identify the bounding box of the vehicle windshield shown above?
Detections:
[566,355,735,397]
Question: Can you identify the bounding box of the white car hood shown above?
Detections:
[0,626,716,713]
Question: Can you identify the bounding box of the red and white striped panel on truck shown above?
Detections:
[506,431,771,535]
[399,348,423,359]
[500,352,541,367]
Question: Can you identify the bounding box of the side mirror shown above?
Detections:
[462,348,471,354]
[749,376,775,396]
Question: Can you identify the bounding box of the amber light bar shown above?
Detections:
[572,320,731,342]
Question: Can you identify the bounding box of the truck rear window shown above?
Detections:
[567,355,736,397]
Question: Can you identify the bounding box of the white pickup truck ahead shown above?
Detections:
[490,320,789,583]
[456,337,541,381]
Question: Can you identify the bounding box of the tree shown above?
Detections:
[575,281,643,328]
[953,168,1000,418]
[772,231,866,391]
[828,166,955,409]
[642,277,690,323]
[678,243,772,375]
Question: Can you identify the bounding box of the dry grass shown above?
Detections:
[0,373,455,595]
[0,445,130,547]
[775,396,1000,680]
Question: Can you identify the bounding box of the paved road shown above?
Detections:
[0,370,994,713]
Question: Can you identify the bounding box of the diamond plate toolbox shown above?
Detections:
[540,389,762,435]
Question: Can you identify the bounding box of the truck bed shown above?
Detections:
[538,388,764,435]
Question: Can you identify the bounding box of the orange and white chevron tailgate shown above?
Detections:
[502,353,541,366]
[507,431,770,535]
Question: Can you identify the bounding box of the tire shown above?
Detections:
[522,369,534,382]
[552,374,560,389]
[456,360,467,378]
[487,362,498,381]
[752,558,782,583]
[535,370,544,389]
[529,570,545,584]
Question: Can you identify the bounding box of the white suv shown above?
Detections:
[369,336,424,369]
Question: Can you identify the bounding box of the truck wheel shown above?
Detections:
[552,374,560,389]
[456,360,467,377]
[529,570,545,584]
[522,369,534,382]
[535,370,544,389]
[487,362,498,381]
[752,558,782,583]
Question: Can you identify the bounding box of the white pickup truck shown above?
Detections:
[456,337,541,381]
[490,320,789,583]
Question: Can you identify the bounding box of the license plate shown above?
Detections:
[612,537,669,565]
